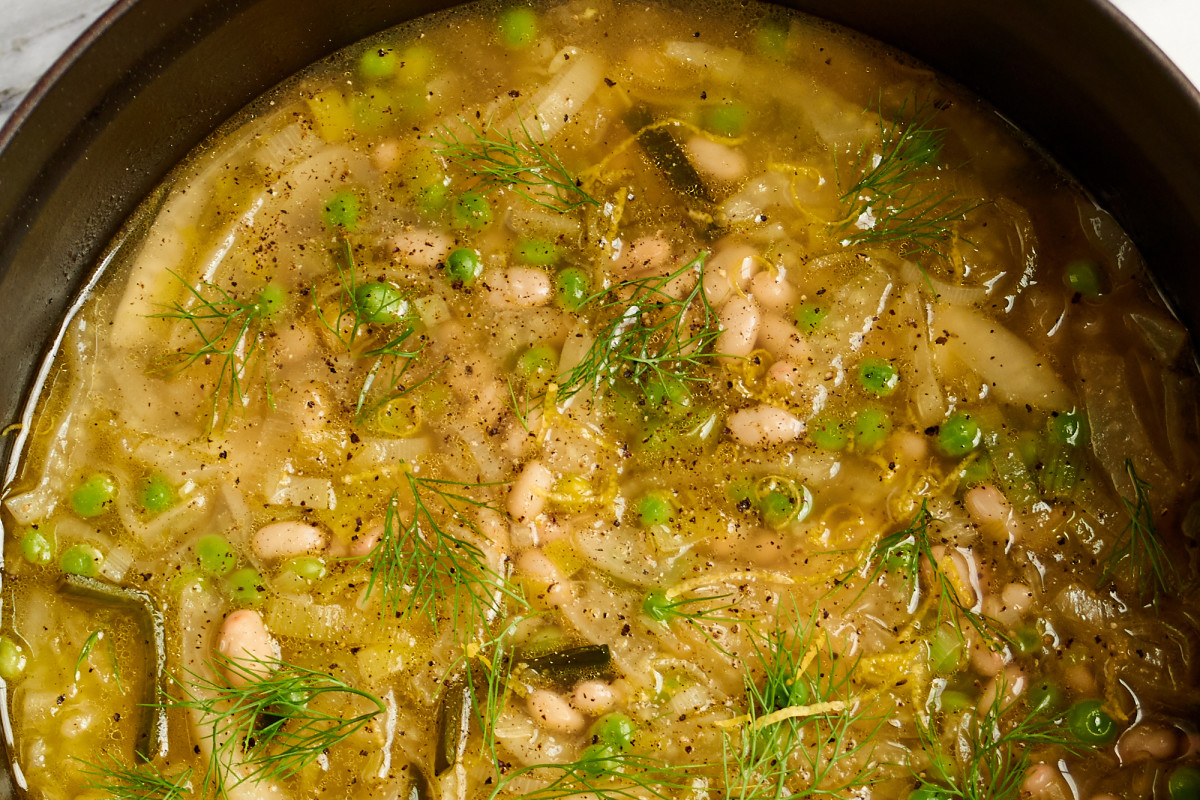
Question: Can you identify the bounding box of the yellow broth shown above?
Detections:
[1,1,1199,799]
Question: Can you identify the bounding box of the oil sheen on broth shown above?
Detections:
[1,1,1199,799]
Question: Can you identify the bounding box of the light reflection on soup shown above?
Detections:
[1,1,1199,799]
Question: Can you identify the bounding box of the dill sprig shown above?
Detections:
[362,470,527,631]
[431,116,600,213]
[151,271,280,427]
[837,97,978,254]
[861,500,1009,651]
[1097,460,1181,605]
[489,750,700,800]
[160,653,384,793]
[77,754,193,800]
[721,605,881,800]
[524,252,720,412]
[915,681,1083,800]
[644,588,741,655]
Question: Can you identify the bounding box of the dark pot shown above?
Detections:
[0,0,1198,795]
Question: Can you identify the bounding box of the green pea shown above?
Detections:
[727,478,755,510]
[858,358,899,397]
[61,544,103,577]
[354,282,409,324]
[139,474,177,515]
[792,302,828,335]
[0,636,27,681]
[908,784,952,800]
[591,712,635,750]
[517,345,557,381]
[1169,766,1200,800]
[755,18,789,57]
[1065,699,1119,745]
[1013,625,1043,656]
[787,677,811,707]
[282,556,327,583]
[358,47,397,80]
[554,267,590,312]
[1026,680,1064,717]
[759,490,797,529]
[71,473,118,518]
[497,7,538,49]
[225,567,268,607]
[809,414,848,451]
[1048,409,1086,446]
[637,493,673,528]
[353,88,395,133]
[644,589,685,623]
[195,535,236,577]
[938,412,980,457]
[579,742,618,776]
[452,191,492,230]
[255,283,286,318]
[445,248,483,287]
[852,407,892,451]
[927,627,964,674]
[1065,258,1104,298]
[515,238,560,266]
[703,104,750,137]
[20,530,53,566]
[322,190,360,230]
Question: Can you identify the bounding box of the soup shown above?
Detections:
[1,1,1198,799]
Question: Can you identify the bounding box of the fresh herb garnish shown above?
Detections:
[1097,460,1180,604]
[431,116,600,213]
[77,754,193,800]
[362,471,526,631]
[837,96,978,254]
[160,654,384,793]
[488,751,699,800]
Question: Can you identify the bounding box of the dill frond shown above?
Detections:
[490,751,700,800]
[159,654,384,793]
[1097,460,1181,605]
[77,754,193,800]
[431,116,600,213]
[837,96,979,255]
[361,471,527,632]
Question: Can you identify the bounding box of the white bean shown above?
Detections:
[717,296,760,358]
[970,636,1008,677]
[685,136,748,183]
[726,405,804,446]
[1063,663,1097,695]
[1117,722,1180,762]
[252,521,328,561]
[703,242,756,305]
[371,139,402,172]
[766,360,802,387]
[517,547,566,585]
[980,664,1026,710]
[757,313,811,363]
[965,484,1020,544]
[571,680,618,716]
[1000,582,1035,619]
[483,267,552,308]
[216,609,280,687]
[392,229,451,269]
[508,461,554,522]
[615,235,672,276]
[527,688,587,734]
[750,268,796,312]
[1021,763,1065,799]
[345,521,384,559]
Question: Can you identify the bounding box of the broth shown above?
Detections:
[1,1,1198,799]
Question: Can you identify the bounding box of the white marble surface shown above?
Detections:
[0,0,1198,130]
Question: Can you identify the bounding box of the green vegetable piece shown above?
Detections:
[755,18,789,57]
[435,676,471,776]
[1027,680,1064,716]
[643,376,692,414]
[703,104,750,137]
[0,635,27,681]
[195,535,236,577]
[518,345,557,381]
[960,454,992,487]
[759,490,797,529]
[358,47,397,80]
[516,238,560,266]
[809,414,848,451]
[1065,258,1104,298]
[283,556,328,583]
[555,267,590,312]
[1049,409,1086,446]
[792,302,828,334]
[852,407,892,451]
[937,689,971,713]
[322,190,360,231]
[858,357,899,397]
[497,6,538,49]
[71,473,118,518]
[1169,766,1200,800]
[938,412,980,457]
[642,589,671,622]
[255,283,286,318]
[20,530,53,566]
[637,493,673,528]
[445,248,483,287]
[909,784,952,800]
[225,567,268,606]
[1013,625,1043,656]
[139,474,177,515]
[591,712,635,750]
[579,743,619,777]
[354,282,409,324]
[61,544,103,578]
[1065,699,1119,745]
[354,88,396,133]
[927,627,964,674]
[451,191,492,230]
[521,644,611,674]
